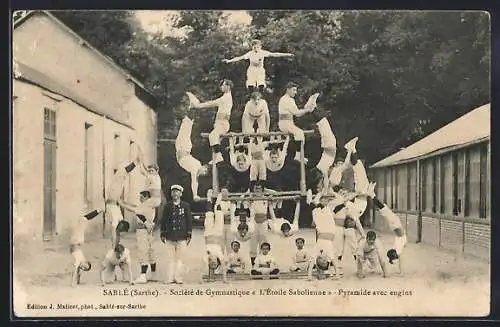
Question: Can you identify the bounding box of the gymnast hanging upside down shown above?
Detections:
[175,115,209,201]
[366,183,407,275]
[204,195,228,283]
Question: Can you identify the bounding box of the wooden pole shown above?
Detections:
[101,116,107,238]
[212,147,219,197]
[300,140,306,195]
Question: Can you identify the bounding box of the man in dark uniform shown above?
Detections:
[160,184,193,284]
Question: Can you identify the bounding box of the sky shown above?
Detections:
[134,10,252,37]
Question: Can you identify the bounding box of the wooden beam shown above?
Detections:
[202,272,310,281]
[222,195,302,202]
[200,130,315,138]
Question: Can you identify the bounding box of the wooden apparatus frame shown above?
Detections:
[200,130,315,197]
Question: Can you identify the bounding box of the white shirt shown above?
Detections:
[254,253,276,268]
[215,92,233,117]
[269,218,298,236]
[357,239,383,258]
[104,248,131,266]
[313,207,336,234]
[135,202,156,227]
[278,94,299,116]
[293,248,311,264]
[70,215,87,245]
[243,50,271,69]
[228,251,246,267]
[146,173,161,190]
[244,99,269,118]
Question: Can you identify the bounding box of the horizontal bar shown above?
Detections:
[201,130,315,138]
[228,190,302,197]
[222,195,302,201]
[157,138,176,143]
[202,272,310,281]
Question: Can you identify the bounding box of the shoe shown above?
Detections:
[344,137,358,153]
[175,279,183,284]
[135,274,147,284]
[251,269,262,276]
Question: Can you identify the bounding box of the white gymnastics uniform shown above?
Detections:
[269,217,299,237]
[242,98,269,133]
[135,203,156,265]
[215,201,236,253]
[380,206,408,254]
[230,214,256,247]
[145,172,162,208]
[208,92,233,147]
[106,162,134,231]
[357,238,384,267]
[249,141,267,181]
[278,95,305,141]
[253,252,278,273]
[102,247,132,282]
[227,251,247,273]
[343,160,371,219]
[249,200,269,257]
[242,50,271,87]
[316,118,337,176]
[290,248,312,272]
[204,211,226,266]
[176,117,202,174]
[70,212,89,266]
[312,206,337,260]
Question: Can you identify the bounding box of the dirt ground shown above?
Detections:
[13,228,490,317]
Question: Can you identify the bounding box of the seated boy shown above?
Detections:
[251,242,280,276]
[289,237,313,275]
[356,230,387,278]
[100,243,134,286]
[227,240,247,274]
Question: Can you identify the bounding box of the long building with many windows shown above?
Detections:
[369,103,490,261]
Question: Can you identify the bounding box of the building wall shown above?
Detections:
[13,13,158,241]
[13,81,151,241]
[371,140,490,262]
[13,13,133,126]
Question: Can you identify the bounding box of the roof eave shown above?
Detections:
[13,10,158,108]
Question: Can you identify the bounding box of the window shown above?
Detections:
[44,108,56,140]
[397,165,407,211]
[394,166,399,209]
[441,154,454,215]
[408,163,417,211]
[386,169,393,209]
[432,158,438,213]
[84,123,93,203]
[479,142,488,218]
[377,169,386,203]
[422,159,433,213]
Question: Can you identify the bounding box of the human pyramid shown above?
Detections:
[68,39,409,286]
[178,39,409,282]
